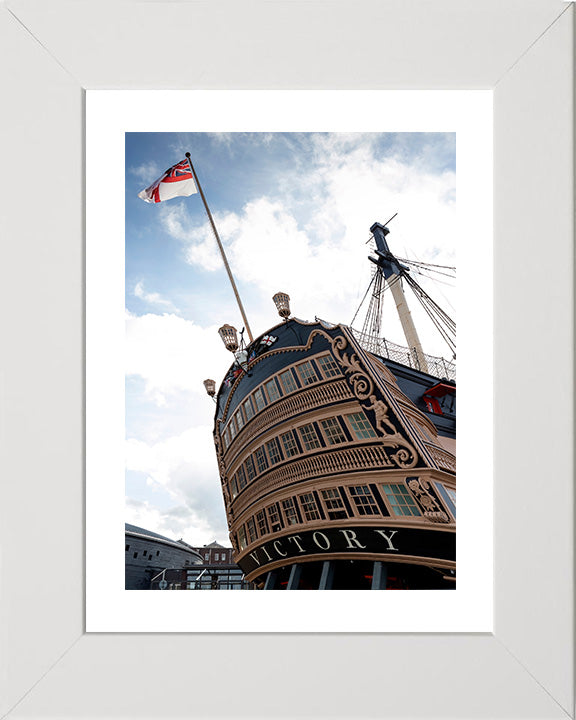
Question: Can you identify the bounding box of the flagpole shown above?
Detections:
[185,152,254,343]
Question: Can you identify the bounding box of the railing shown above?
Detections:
[348,327,456,382]
[224,378,353,465]
[231,444,396,518]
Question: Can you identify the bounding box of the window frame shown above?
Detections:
[253,387,267,412]
[320,487,349,520]
[382,483,421,517]
[264,377,281,403]
[243,397,255,421]
[228,415,237,440]
[298,422,322,451]
[244,455,256,482]
[316,353,341,379]
[237,526,247,551]
[266,503,283,533]
[254,446,268,474]
[265,437,283,465]
[281,497,300,526]
[346,410,378,440]
[278,369,297,394]
[246,515,258,545]
[298,492,322,521]
[319,416,348,445]
[280,429,300,458]
[434,481,456,519]
[295,359,319,386]
[236,464,247,491]
[348,484,381,516]
[256,510,268,537]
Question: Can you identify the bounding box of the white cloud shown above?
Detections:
[129,161,162,183]
[126,498,228,547]
[127,424,214,486]
[125,310,232,404]
[133,281,178,312]
[126,424,230,545]
[157,203,224,271]
[158,138,456,357]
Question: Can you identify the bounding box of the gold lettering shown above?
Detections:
[273,540,287,557]
[312,531,331,550]
[339,529,366,549]
[261,545,273,562]
[288,535,306,553]
[374,529,399,551]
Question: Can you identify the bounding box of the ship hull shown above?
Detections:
[213,319,456,590]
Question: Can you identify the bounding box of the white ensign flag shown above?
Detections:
[138,159,198,203]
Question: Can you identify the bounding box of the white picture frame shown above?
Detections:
[1,1,573,718]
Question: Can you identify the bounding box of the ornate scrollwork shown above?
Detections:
[325,337,375,400]
[390,448,413,467]
[406,477,450,523]
[309,329,419,469]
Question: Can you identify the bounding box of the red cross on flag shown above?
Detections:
[138,159,198,204]
[260,335,278,346]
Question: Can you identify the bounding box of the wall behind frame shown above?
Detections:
[0,2,573,719]
[493,6,574,715]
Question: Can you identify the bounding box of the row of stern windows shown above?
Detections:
[235,482,456,552]
[228,410,379,499]
[222,354,342,450]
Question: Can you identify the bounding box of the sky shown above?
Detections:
[125,131,456,548]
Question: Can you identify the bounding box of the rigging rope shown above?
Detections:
[396,256,456,272]
[354,241,457,360]
[401,271,456,354]
[351,271,402,327]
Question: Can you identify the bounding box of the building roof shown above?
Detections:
[125,523,175,542]
[125,525,231,554]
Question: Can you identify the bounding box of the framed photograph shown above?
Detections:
[1,1,573,718]
[87,91,491,633]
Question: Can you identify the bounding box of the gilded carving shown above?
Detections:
[364,394,398,435]
[405,477,450,523]
[218,322,420,480]
[308,330,418,469]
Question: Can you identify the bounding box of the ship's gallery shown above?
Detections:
[211,317,456,590]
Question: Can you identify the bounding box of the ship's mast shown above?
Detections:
[369,221,429,373]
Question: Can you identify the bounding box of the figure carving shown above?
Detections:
[364,394,398,435]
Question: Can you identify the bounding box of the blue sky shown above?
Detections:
[125,132,456,546]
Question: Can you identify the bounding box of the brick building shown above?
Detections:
[191,540,234,565]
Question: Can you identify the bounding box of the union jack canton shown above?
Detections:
[138,158,198,204]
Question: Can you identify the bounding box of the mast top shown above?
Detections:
[369,221,409,279]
